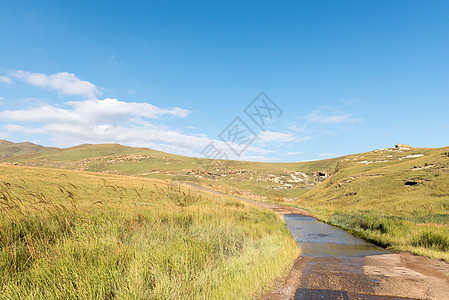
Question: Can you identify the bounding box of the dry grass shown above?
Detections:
[0,165,298,299]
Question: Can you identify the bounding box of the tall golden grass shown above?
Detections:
[0,165,298,299]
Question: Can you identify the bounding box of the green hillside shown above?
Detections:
[0,139,55,160]
[1,142,338,199]
[2,140,449,261]
[293,146,449,261]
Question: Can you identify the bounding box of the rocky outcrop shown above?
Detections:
[395,143,414,150]
[314,171,330,178]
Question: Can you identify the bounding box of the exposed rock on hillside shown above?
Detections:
[395,143,414,150]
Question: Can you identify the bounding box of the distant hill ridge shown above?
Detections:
[0,139,56,160]
[1,139,448,203]
[0,139,340,198]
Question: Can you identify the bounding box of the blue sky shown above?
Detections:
[0,0,448,162]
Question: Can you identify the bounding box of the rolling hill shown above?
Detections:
[0,141,338,199]
[0,139,55,160]
[292,145,449,261]
[1,139,449,260]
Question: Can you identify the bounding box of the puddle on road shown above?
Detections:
[284,214,390,257]
[295,288,416,300]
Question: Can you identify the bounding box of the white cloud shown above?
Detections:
[237,155,281,162]
[258,131,295,143]
[289,124,306,132]
[0,98,274,160]
[12,71,101,98]
[318,153,342,158]
[297,136,312,142]
[66,98,190,121]
[287,151,304,156]
[0,98,189,124]
[305,110,360,124]
[4,125,46,135]
[244,144,273,155]
[1,70,279,161]
[0,76,12,84]
[0,131,10,139]
[0,99,195,151]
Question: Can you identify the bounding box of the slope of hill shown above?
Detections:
[0,165,298,299]
[292,146,449,261]
[2,140,448,261]
[1,142,338,199]
[0,139,55,160]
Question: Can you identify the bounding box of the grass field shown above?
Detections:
[0,165,298,299]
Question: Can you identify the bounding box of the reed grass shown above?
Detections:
[0,165,298,299]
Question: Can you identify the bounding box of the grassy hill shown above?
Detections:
[2,140,449,261]
[0,139,55,160]
[291,146,449,261]
[0,165,298,299]
[0,142,338,199]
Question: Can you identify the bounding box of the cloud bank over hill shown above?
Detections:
[0,70,300,161]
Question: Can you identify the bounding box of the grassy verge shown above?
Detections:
[307,209,449,261]
[0,165,298,299]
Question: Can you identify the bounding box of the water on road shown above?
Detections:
[283,214,419,300]
[181,183,449,299]
[284,214,389,258]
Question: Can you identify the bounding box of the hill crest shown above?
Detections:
[0,139,56,160]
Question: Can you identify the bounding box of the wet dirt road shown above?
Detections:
[183,183,449,299]
[270,215,449,299]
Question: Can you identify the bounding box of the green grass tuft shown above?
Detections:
[412,231,449,252]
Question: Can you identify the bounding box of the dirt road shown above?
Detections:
[184,182,449,300]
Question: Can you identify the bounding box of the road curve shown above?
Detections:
[183,182,311,216]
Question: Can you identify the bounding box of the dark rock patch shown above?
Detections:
[404,180,419,186]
